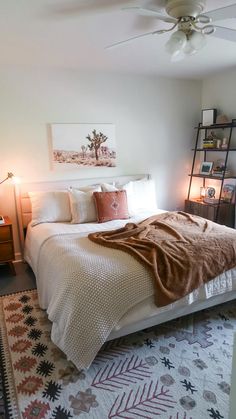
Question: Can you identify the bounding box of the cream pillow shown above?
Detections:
[69,186,101,223]
[73,184,101,192]
[29,191,71,226]
[101,182,117,192]
[116,178,157,214]
[132,178,157,212]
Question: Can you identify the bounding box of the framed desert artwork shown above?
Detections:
[50,123,116,169]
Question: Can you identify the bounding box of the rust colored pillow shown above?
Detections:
[93,191,130,223]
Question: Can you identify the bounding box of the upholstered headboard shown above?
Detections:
[15,174,149,249]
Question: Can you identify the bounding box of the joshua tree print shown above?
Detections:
[51,123,116,168]
[86,130,108,161]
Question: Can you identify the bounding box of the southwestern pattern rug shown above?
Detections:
[0,290,235,419]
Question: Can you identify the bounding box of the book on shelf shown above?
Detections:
[0,215,5,225]
[203,197,220,205]
[212,170,230,177]
[221,184,235,203]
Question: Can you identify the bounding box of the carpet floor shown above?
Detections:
[0,290,235,419]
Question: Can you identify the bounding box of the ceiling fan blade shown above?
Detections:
[122,7,177,23]
[207,4,236,22]
[106,30,162,49]
[213,25,236,43]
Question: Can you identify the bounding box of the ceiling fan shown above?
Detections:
[105,0,236,59]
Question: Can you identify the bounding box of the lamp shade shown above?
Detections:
[165,30,187,56]
[188,31,207,51]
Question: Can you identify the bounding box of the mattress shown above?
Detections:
[24,210,236,368]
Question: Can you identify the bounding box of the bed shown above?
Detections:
[16,175,236,370]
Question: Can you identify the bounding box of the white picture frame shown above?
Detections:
[50,123,116,170]
[202,109,217,126]
[199,161,213,175]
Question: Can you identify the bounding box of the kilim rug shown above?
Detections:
[0,290,235,419]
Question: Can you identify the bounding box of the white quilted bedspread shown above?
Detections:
[25,211,160,369]
[24,211,236,370]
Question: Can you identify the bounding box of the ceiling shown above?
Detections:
[1,0,236,79]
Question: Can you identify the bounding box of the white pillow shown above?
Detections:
[101,182,117,192]
[132,178,157,212]
[29,191,71,226]
[117,178,157,214]
[69,187,101,223]
[73,184,101,192]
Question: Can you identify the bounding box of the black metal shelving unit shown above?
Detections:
[186,118,236,224]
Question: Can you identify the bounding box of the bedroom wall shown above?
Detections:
[0,67,201,258]
[202,68,236,119]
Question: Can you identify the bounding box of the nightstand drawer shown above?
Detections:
[0,225,12,242]
[0,242,14,261]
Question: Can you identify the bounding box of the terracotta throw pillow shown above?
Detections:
[93,191,130,223]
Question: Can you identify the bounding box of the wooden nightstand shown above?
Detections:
[0,216,16,275]
[185,199,235,228]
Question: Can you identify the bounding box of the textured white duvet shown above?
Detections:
[24,211,236,369]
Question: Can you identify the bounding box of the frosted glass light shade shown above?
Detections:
[165,30,187,56]
[188,31,207,51]
[183,42,197,55]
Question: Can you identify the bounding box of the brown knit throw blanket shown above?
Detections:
[88,212,236,307]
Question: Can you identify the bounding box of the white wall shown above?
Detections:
[202,69,236,118]
[0,67,201,257]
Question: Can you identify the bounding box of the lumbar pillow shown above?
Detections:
[93,190,130,223]
[29,191,71,226]
[69,187,101,223]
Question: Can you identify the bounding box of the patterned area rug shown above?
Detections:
[0,290,235,419]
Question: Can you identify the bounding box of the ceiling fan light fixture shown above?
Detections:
[188,30,207,50]
[183,41,197,55]
[165,30,187,56]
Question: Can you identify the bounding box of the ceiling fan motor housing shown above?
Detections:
[166,0,206,19]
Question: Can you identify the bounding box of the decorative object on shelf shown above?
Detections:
[202,131,221,149]
[199,161,213,175]
[202,109,217,126]
[206,187,216,198]
[212,159,230,177]
[216,139,222,149]
[0,172,14,185]
[203,136,215,149]
[222,184,235,203]
[216,114,230,124]
[200,186,206,199]
[203,187,217,204]
[221,137,228,149]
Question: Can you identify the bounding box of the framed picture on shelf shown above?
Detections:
[221,184,235,203]
[199,161,213,175]
[202,108,217,126]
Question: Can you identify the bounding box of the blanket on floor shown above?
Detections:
[89,212,236,306]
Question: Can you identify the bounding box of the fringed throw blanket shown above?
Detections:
[89,212,236,307]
